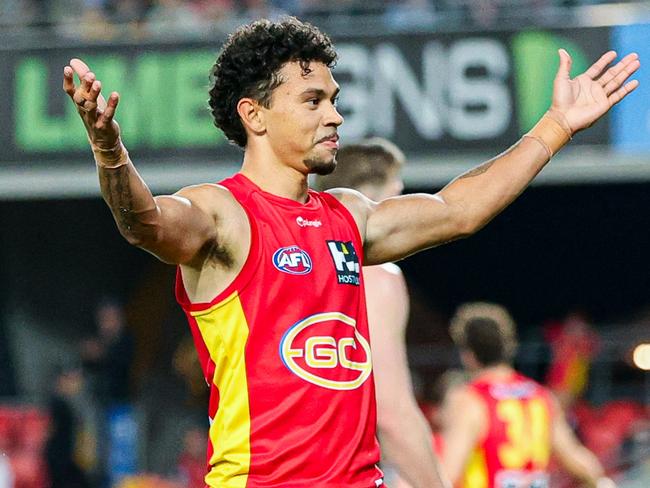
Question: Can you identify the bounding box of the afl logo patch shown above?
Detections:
[279,312,372,391]
[273,246,313,275]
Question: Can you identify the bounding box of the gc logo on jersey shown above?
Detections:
[273,246,313,275]
[279,312,372,390]
[326,240,360,286]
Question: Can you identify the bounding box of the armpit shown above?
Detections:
[201,237,234,268]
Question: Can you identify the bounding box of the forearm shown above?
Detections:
[557,445,606,487]
[552,408,608,488]
[378,405,448,488]
[441,111,572,234]
[94,141,160,246]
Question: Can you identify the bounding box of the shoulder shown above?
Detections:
[440,384,488,443]
[324,187,374,216]
[324,187,375,241]
[176,182,237,205]
[446,384,488,425]
[450,383,483,405]
[173,183,246,219]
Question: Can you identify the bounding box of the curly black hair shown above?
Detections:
[208,17,338,148]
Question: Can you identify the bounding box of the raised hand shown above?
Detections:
[63,58,121,150]
[552,49,640,133]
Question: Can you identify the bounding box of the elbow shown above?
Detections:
[443,202,483,241]
[115,206,162,248]
[376,408,402,438]
[117,221,163,249]
[376,402,420,440]
[120,230,147,248]
[448,214,481,240]
[455,220,477,240]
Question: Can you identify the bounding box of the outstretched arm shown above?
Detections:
[361,50,640,265]
[550,396,615,488]
[63,59,217,266]
[366,265,449,488]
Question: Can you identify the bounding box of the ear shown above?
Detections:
[237,97,266,137]
[460,349,478,370]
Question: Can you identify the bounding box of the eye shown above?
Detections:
[307,98,320,106]
[332,96,339,107]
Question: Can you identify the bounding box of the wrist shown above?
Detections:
[523,110,573,159]
[92,139,129,169]
[596,477,616,488]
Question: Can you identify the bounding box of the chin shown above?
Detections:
[304,155,337,176]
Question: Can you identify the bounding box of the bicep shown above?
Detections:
[364,193,466,265]
[143,193,217,265]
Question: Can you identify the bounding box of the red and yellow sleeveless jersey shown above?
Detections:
[460,373,554,488]
[175,174,383,488]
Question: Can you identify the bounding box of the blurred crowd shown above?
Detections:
[0,299,647,488]
[1,0,641,38]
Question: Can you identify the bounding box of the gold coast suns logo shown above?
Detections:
[279,312,372,390]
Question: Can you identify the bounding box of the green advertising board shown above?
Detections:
[0,27,609,166]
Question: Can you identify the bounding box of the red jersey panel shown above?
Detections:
[175,174,383,488]
[461,373,553,488]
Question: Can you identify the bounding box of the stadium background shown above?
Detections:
[0,0,648,487]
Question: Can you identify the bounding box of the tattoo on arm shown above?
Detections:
[458,160,495,180]
[100,167,136,231]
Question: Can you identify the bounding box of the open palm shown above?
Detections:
[552,49,640,133]
[63,58,122,150]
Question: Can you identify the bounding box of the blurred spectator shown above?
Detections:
[176,422,207,488]
[384,0,437,29]
[173,335,209,408]
[80,298,135,485]
[145,0,207,35]
[444,0,553,28]
[193,0,235,22]
[81,298,135,407]
[145,0,235,36]
[574,399,648,472]
[116,474,182,487]
[240,0,289,21]
[544,310,599,409]
[45,365,91,488]
[79,0,117,38]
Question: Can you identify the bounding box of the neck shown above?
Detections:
[240,145,310,203]
[473,363,514,381]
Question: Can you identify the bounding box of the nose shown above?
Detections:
[325,102,344,127]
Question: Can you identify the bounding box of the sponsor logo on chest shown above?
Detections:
[279,312,372,390]
[296,216,322,228]
[272,246,313,275]
[327,240,360,286]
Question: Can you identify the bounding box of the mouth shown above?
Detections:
[317,134,339,150]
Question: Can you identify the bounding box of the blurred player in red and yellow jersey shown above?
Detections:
[441,302,615,488]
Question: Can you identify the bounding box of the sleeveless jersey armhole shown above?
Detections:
[319,191,365,267]
[175,196,261,313]
[466,383,490,446]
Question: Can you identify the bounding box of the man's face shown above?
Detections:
[261,61,343,175]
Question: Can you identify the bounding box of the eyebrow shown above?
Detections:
[300,87,340,100]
